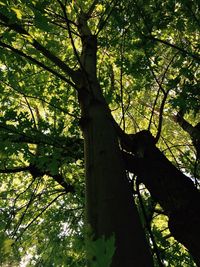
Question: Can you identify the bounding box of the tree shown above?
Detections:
[0,0,199,266]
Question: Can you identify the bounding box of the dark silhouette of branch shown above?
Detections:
[160,136,181,169]
[0,12,76,78]
[0,163,75,193]
[0,166,30,173]
[14,192,66,242]
[96,0,118,35]
[145,50,178,136]
[0,41,76,88]
[174,111,200,159]
[12,178,41,237]
[46,172,75,193]
[136,178,164,267]
[56,0,81,65]
[155,89,170,143]
[5,177,38,232]
[119,30,126,130]
[0,122,83,150]
[147,35,200,62]
[1,80,78,117]
[122,130,200,264]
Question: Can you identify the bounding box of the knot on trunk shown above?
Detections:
[122,130,155,157]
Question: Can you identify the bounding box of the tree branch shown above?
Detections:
[56,0,83,69]
[0,12,77,79]
[147,35,200,62]
[0,166,30,174]
[174,112,200,158]
[14,192,66,242]
[155,89,170,143]
[122,130,200,264]
[0,40,76,88]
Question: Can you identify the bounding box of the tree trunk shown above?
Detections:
[123,130,200,266]
[75,13,153,266]
[80,98,153,266]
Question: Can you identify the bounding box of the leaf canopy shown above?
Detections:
[0,0,199,266]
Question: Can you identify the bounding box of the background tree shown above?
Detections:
[0,0,199,266]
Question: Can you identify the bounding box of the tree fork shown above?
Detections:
[76,12,153,265]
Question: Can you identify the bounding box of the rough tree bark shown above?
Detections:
[75,12,153,267]
[2,6,199,266]
[123,130,200,266]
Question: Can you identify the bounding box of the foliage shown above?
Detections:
[86,234,115,267]
[0,0,199,266]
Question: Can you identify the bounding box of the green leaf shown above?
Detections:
[86,235,115,267]
[34,11,51,31]
[10,7,23,20]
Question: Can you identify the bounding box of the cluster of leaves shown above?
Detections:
[0,0,199,265]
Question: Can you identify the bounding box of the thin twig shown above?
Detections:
[14,192,66,242]
[136,178,164,267]
[155,89,170,143]
[148,36,200,62]
[0,41,76,88]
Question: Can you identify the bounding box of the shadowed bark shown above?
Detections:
[123,130,200,265]
[76,12,153,267]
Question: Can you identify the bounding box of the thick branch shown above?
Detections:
[0,163,74,193]
[0,166,30,173]
[123,130,200,265]
[0,122,83,150]
[0,123,82,192]
[77,11,97,79]
[29,164,75,193]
